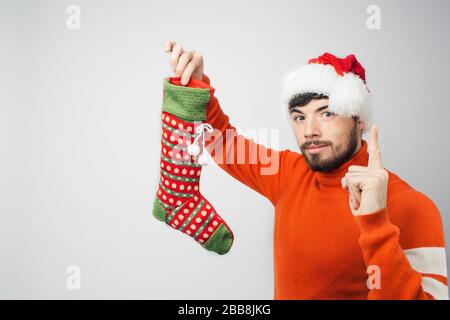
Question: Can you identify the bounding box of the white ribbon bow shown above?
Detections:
[187,122,213,165]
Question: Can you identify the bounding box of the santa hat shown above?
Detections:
[280,52,373,131]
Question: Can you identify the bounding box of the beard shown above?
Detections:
[300,123,358,173]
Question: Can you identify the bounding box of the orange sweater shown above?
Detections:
[168,75,448,300]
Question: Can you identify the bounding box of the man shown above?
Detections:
[154,40,448,299]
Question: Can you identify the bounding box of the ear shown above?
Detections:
[357,119,366,132]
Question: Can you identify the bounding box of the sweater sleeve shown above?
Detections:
[355,191,448,300]
[167,75,284,206]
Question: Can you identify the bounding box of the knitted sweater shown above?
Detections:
[164,75,448,300]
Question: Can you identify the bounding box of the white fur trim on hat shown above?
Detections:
[280,63,373,131]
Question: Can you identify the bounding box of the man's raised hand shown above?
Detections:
[341,125,389,216]
[164,41,204,85]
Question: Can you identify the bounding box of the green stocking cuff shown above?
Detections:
[162,79,211,121]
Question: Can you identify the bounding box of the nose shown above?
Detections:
[303,117,320,139]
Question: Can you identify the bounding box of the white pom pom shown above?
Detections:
[187,144,200,156]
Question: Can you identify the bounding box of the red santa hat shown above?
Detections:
[280,52,373,131]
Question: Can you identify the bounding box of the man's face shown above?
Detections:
[289,98,364,172]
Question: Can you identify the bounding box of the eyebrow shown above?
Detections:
[289,105,329,115]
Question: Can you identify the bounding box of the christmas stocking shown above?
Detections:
[152,76,234,255]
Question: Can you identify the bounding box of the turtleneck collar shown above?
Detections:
[314,139,369,189]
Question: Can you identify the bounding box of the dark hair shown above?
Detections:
[288,92,360,125]
[288,92,328,111]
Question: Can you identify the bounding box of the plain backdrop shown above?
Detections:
[1,0,449,299]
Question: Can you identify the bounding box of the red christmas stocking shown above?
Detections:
[152,77,234,255]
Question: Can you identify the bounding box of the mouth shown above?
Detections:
[304,144,329,154]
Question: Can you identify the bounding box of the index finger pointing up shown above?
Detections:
[368,124,384,168]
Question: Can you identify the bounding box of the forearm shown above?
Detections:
[356,207,448,300]
[166,75,283,205]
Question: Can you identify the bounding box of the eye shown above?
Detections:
[293,115,305,121]
[322,111,335,118]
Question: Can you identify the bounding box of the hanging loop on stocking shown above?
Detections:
[187,122,213,165]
